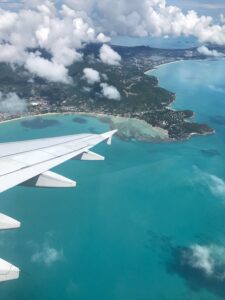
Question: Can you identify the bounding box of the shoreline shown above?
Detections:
[0,111,170,141]
[0,111,213,142]
[0,111,113,125]
[144,59,184,75]
[0,58,216,142]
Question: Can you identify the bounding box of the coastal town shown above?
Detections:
[0,44,217,139]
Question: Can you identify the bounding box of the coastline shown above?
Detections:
[144,59,184,75]
[0,58,215,142]
[0,110,214,142]
[0,111,170,142]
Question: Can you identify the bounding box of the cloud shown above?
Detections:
[197,46,224,57]
[0,92,27,114]
[0,1,107,83]
[83,67,100,84]
[31,243,64,266]
[99,44,121,66]
[100,83,121,100]
[25,52,72,84]
[183,244,225,279]
[65,0,225,45]
[194,167,225,200]
[209,84,225,93]
[1,0,225,83]
[221,14,225,23]
[207,175,225,198]
[97,32,111,43]
[187,245,214,275]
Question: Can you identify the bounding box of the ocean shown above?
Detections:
[1,59,225,299]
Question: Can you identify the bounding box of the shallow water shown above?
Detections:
[0,59,225,299]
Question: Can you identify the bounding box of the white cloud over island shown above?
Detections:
[0,92,27,114]
[0,0,225,83]
[83,67,100,84]
[100,83,121,100]
[197,46,224,57]
[65,0,225,45]
[99,44,121,66]
[0,1,109,83]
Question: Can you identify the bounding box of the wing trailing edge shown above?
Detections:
[74,150,105,161]
[0,213,21,230]
[0,259,20,282]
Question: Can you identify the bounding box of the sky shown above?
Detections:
[1,0,225,16]
[0,0,224,84]
[168,0,225,17]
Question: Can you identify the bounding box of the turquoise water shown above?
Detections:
[0,59,225,299]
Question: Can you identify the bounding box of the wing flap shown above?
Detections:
[0,214,21,230]
[0,259,20,282]
[74,150,105,161]
[22,171,76,188]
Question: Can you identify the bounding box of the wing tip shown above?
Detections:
[101,129,117,145]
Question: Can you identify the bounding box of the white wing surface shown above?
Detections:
[0,130,117,193]
[0,259,20,282]
[0,129,117,282]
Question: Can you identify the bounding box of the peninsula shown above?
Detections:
[0,44,217,140]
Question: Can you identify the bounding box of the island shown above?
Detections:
[0,43,217,141]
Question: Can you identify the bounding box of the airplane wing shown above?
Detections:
[0,259,20,282]
[0,129,117,282]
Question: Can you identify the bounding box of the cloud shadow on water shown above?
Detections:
[165,246,225,299]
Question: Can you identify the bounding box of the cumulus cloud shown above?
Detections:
[65,0,225,45]
[0,92,27,114]
[100,83,121,100]
[183,244,225,279]
[0,1,107,83]
[187,244,214,275]
[97,33,111,43]
[99,44,121,66]
[1,0,225,83]
[83,67,100,84]
[197,46,224,57]
[25,53,72,84]
[31,243,64,266]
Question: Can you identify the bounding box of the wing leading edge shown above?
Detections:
[0,129,117,193]
[0,129,117,282]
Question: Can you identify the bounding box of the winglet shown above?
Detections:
[101,130,117,145]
